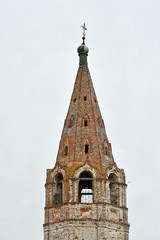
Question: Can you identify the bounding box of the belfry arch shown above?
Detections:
[79,171,93,203]
[109,173,119,205]
[53,173,63,205]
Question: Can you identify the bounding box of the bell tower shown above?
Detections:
[43,24,130,240]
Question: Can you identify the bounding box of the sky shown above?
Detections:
[0,0,160,239]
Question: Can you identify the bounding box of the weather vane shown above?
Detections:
[81,23,87,44]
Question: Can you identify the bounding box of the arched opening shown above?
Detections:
[109,173,118,205]
[53,173,63,205]
[79,171,93,203]
[84,96,87,101]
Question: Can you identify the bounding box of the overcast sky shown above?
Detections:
[0,0,160,239]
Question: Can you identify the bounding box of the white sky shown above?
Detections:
[0,0,160,239]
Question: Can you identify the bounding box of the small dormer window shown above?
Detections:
[85,144,89,154]
[84,120,88,126]
[104,147,107,155]
[83,114,89,127]
[64,146,68,156]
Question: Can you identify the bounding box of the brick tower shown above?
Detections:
[43,25,129,240]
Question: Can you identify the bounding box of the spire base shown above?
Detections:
[79,54,88,65]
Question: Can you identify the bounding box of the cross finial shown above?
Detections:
[81,23,87,44]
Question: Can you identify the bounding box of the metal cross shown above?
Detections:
[81,23,87,38]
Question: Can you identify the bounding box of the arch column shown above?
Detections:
[74,179,79,202]
[45,183,53,207]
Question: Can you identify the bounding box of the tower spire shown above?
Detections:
[55,26,115,174]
